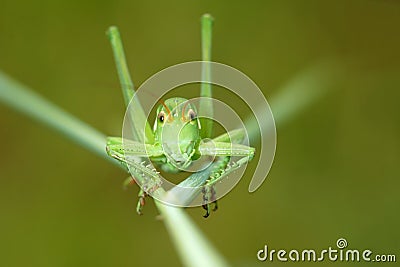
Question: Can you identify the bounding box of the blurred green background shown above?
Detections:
[0,0,399,266]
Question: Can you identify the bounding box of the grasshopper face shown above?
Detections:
[153,97,201,170]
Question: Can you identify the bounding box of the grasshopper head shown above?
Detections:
[154,97,201,169]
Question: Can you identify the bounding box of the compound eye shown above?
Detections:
[158,111,166,123]
[187,109,197,121]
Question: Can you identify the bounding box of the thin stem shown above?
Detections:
[244,60,344,140]
[156,203,228,267]
[0,71,116,166]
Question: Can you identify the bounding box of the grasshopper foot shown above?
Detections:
[202,185,218,218]
[136,189,147,215]
[202,204,210,218]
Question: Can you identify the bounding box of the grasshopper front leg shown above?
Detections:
[198,129,255,217]
[106,137,163,214]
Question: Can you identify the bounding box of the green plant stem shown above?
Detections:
[156,203,228,267]
[244,60,344,140]
[0,71,115,165]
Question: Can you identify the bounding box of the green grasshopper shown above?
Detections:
[106,14,255,217]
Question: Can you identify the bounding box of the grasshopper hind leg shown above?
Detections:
[122,177,148,215]
[136,181,161,215]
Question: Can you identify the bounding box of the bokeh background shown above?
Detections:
[0,0,399,266]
